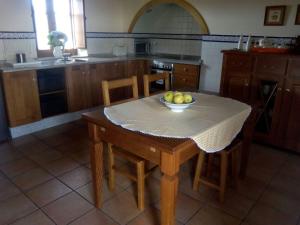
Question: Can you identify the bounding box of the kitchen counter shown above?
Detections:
[0,54,202,73]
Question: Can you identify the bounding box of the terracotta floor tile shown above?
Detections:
[259,187,300,216]
[34,123,76,139]
[126,177,161,205]
[179,175,216,202]
[245,203,299,225]
[69,150,90,164]
[0,178,21,201]
[127,207,183,225]
[55,139,89,155]
[11,135,38,147]
[42,192,93,225]
[17,141,53,156]
[58,166,92,189]
[69,209,118,225]
[269,173,300,200]
[76,181,124,204]
[102,191,145,225]
[26,178,72,207]
[186,205,241,225]
[12,168,53,191]
[42,157,80,176]
[229,176,267,201]
[0,158,37,178]
[10,210,55,225]
[28,149,63,165]
[41,134,74,148]
[0,194,37,225]
[155,192,204,224]
[0,148,23,165]
[208,189,255,219]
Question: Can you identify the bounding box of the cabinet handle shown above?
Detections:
[285,89,291,92]
[82,72,86,75]
[245,83,249,86]
[277,87,282,91]
[100,127,106,132]
[184,68,188,72]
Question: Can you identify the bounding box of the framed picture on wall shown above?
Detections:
[295,5,300,25]
[264,5,286,26]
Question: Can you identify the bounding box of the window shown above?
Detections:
[32,0,86,55]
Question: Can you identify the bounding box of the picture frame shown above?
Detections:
[295,5,300,25]
[264,5,286,26]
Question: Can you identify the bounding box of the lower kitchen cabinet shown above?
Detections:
[65,65,90,112]
[277,58,300,152]
[127,59,150,95]
[221,51,300,152]
[2,70,41,127]
[173,63,200,90]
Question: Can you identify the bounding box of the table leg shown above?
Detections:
[89,123,104,208]
[160,152,179,225]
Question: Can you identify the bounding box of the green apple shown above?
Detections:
[183,94,193,103]
[173,95,184,104]
[174,91,183,97]
[164,91,174,102]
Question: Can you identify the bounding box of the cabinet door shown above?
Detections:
[65,65,89,112]
[103,61,128,103]
[2,70,41,127]
[127,60,149,95]
[86,64,102,107]
[220,53,252,103]
[277,58,300,152]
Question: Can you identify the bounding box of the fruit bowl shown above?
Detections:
[160,97,195,112]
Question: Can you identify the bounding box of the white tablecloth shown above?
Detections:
[104,93,251,153]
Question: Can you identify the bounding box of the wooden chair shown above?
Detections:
[102,76,149,210]
[192,107,262,202]
[143,72,170,97]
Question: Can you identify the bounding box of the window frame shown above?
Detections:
[31,0,87,58]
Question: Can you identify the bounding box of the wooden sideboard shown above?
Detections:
[220,50,300,152]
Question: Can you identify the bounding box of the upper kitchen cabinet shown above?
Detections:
[2,70,41,127]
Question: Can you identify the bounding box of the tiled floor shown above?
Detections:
[1,120,300,225]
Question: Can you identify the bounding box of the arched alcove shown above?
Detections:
[128,0,209,34]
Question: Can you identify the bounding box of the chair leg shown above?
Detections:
[206,154,214,177]
[136,160,145,210]
[219,151,228,203]
[108,143,115,191]
[193,151,206,191]
[231,149,240,189]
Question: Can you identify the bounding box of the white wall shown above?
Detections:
[0,0,33,31]
[123,0,300,36]
[133,3,202,34]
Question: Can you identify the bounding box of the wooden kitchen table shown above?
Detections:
[82,110,200,225]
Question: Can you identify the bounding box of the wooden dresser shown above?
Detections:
[220,50,300,152]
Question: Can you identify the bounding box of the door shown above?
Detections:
[65,65,89,112]
[2,70,41,127]
[277,58,300,152]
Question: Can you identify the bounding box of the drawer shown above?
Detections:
[287,58,300,79]
[254,55,288,75]
[173,73,198,89]
[96,125,161,165]
[225,54,252,71]
[173,64,199,75]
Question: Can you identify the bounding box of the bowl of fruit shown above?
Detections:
[160,91,195,112]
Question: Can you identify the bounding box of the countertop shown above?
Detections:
[0,54,202,73]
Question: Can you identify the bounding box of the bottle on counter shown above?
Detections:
[245,35,252,51]
[237,35,243,50]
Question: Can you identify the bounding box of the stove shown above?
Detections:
[150,60,174,91]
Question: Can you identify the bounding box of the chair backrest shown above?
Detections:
[102,76,139,106]
[143,72,170,97]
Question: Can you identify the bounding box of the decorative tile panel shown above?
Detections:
[0,32,36,39]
